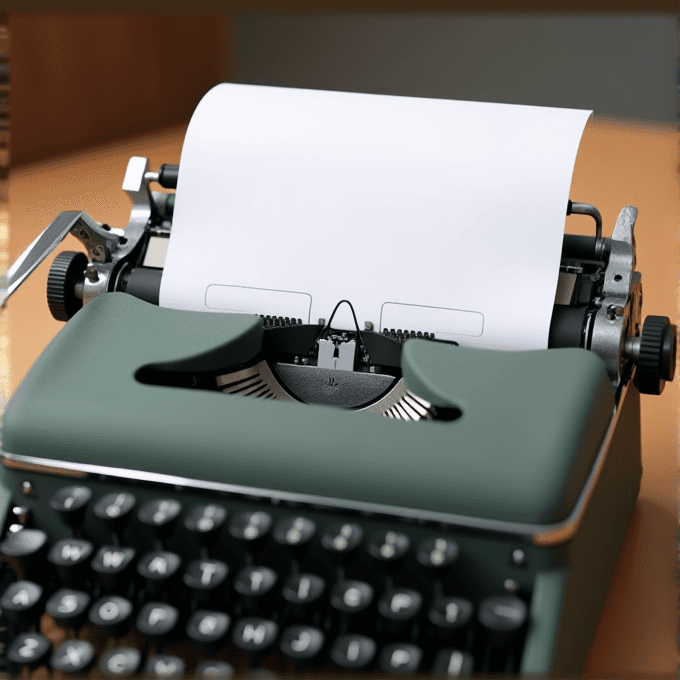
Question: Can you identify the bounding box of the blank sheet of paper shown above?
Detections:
[160,84,591,350]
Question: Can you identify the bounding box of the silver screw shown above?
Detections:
[85,264,99,282]
[22,481,33,496]
[512,549,525,566]
[504,578,519,594]
[12,506,29,524]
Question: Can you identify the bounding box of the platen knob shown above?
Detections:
[635,316,677,395]
[46,251,87,321]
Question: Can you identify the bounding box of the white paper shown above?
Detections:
[160,84,591,350]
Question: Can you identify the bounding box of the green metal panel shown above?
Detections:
[2,293,614,525]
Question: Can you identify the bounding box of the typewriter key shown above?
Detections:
[47,538,94,586]
[378,642,423,674]
[0,580,43,628]
[0,528,48,580]
[99,647,142,678]
[183,559,229,607]
[88,595,134,638]
[186,610,232,655]
[137,550,182,598]
[91,546,136,594]
[45,588,91,630]
[432,649,475,676]
[6,632,51,671]
[377,588,423,636]
[281,573,326,620]
[477,595,527,648]
[417,537,460,570]
[136,602,180,648]
[49,486,92,529]
[279,625,325,662]
[329,633,377,670]
[145,654,186,679]
[138,499,183,543]
[231,617,279,662]
[94,492,137,538]
[50,639,95,674]
[184,504,227,549]
[195,660,234,679]
[233,566,278,614]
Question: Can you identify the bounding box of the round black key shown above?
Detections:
[378,588,422,622]
[48,538,94,584]
[184,559,229,606]
[186,610,231,654]
[330,633,376,669]
[477,595,527,647]
[378,643,423,674]
[0,528,47,579]
[50,486,92,527]
[137,551,181,597]
[417,537,460,569]
[7,632,51,669]
[231,617,279,653]
[88,595,134,637]
[145,655,185,678]
[432,649,475,676]
[100,648,142,678]
[184,504,227,541]
[136,602,179,643]
[273,516,316,547]
[195,660,234,678]
[367,530,410,562]
[46,588,91,629]
[0,580,43,625]
[321,522,363,555]
[138,499,182,541]
[229,511,272,542]
[234,566,278,596]
[94,492,136,533]
[280,625,324,660]
[282,573,326,606]
[329,580,374,613]
[91,546,136,593]
[51,639,95,673]
[429,597,474,632]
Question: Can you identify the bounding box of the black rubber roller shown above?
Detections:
[46,251,87,321]
[636,315,677,395]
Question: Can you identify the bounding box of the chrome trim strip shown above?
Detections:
[1,383,626,546]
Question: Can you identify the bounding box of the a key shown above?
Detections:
[88,595,134,638]
[49,486,92,530]
[279,625,325,664]
[50,639,95,674]
[186,610,232,655]
[99,647,142,678]
[45,588,91,631]
[233,566,278,615]
[329,633,376,670]
[0,580,43,629]
[136,602,180,649]
[145,654,185,678]
[137,550,181,598]
[47,538,94,586]
[6,632,51,671]
[91,545,136,594]
[378,642,423,674]
[183,559,229,607]
[432,648,475,676]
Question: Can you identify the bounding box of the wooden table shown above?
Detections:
[6,118,679,676]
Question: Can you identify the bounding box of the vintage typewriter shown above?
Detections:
[0,149,676,678]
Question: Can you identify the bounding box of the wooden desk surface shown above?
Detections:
[6,118,679,676]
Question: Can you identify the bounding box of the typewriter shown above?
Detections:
[0,146,676,678]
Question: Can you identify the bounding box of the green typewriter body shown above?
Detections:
[0,292,643,676]
[0,151,676,676]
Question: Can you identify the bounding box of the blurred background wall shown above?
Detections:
[7,11,677,167]
[230,13,677,124]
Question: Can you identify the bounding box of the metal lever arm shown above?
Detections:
[2,211,109,307]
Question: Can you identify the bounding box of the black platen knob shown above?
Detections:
[46,251,87,321]
[636,316,677,395]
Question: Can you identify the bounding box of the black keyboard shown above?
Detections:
[0,479,532,677]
